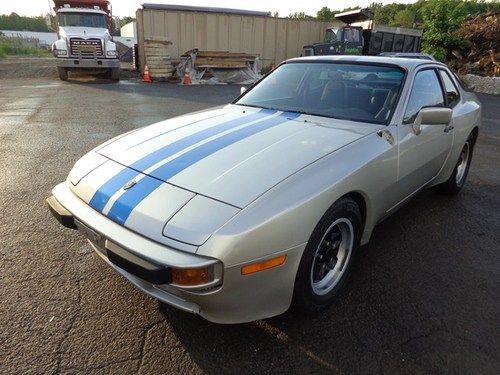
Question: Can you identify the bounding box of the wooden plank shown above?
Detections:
[195,62,247,68]
[195,57,249,65]
[196,50,257,58]
[195,65,247,69]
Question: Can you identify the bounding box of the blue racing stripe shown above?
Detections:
[88,109,274,212]
[107,111,301,225]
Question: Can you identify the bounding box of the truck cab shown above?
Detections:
[302,8,422,58]
[51,0,119,81]
[303,26,364,56]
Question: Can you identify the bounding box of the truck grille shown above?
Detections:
[69,38,103,58]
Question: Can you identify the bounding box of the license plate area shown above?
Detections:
[78,45,97,53]
[75,219,103,246]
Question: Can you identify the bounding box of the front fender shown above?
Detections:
[198,130,397,266]
[52,38,68,56]
[105,40,117,57]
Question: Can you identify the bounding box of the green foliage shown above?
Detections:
[316,6,336,21]
[288,12,315,19]
[119,16,135,28]
[0,12,50,32]
[390,9,416,27]
[369,0,500,61]
[419,0,499,60]
[0,36,51,57]
[420,0,467,60]
[316,6,360,21]
[371,2,408,25]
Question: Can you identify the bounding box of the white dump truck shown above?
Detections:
[51,0,120,81]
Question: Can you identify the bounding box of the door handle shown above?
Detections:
[444,125,454,133]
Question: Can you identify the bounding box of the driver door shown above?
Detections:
[394,68,453,204]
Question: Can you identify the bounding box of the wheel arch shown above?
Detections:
[338,191,367,232]
[471,126,479,145]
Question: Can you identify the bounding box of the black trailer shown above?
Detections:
[302,8,422,57]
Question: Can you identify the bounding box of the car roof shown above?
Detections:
[378,52,436,61]
[285,55,445,70]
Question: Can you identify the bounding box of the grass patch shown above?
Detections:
[0,36,51,57]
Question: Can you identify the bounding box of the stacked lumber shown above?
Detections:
[449,11,500,76]
[144,40,174,78]
[182,49,257,69]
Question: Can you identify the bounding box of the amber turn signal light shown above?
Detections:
[171,267,210,286]
[241,255,287,275]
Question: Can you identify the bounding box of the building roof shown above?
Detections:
[141,3,270,17]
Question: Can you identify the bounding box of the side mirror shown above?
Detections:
[412,107,452,135]
[240,86,247,95]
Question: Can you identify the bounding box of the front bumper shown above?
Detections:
[56,57,120,69]
[47,182,305,323]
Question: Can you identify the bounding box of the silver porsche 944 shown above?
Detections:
[48,56,481,324]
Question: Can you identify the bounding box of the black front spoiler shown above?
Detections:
[46,195,77,229]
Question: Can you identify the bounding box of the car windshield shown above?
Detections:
[235,62,405,124]
[58,12,107,28]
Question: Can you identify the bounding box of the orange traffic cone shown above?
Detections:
[142,65,152,83]
[183,66,192,85]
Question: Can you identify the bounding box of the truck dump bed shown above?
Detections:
[363,25,423,55]
[53,0,111,15]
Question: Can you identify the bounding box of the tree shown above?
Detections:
[390,9,415,27]
[420,0,469,61]
[372,3,407,25]
[0,13,50,32]
[120,16,135,28]
[288,12,314,19]
[316,6,335,21]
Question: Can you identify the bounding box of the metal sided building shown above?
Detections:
[135,3,342,72]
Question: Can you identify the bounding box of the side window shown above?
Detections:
[439,70,460,107]
[403,69,445,124]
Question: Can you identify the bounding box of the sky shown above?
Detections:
[0,0,416,18]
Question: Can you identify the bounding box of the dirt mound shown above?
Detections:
[0,57,58,79]
[448,11,500,76]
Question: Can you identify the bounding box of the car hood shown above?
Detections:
[59,26,109,40]
[70,105,379,247]
[98,105,377,207]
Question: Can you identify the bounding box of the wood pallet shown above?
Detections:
[186,49,258,69]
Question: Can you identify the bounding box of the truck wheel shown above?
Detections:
[110,68,120,81]
[57,67,68,81]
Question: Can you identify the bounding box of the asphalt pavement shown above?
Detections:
[0,76,499,374]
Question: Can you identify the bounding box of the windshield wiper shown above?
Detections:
[284,109,316,116]
[238,103,282,111]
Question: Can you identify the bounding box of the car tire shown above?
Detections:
[58,67,68,81]
[434,134,475,195]
[292,197,362,313]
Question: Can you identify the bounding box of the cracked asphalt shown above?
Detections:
[0,74,499,374]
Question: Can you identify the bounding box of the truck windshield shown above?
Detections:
[58,12,107,28]
[324,29,341,42]
[235,62,405,125]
